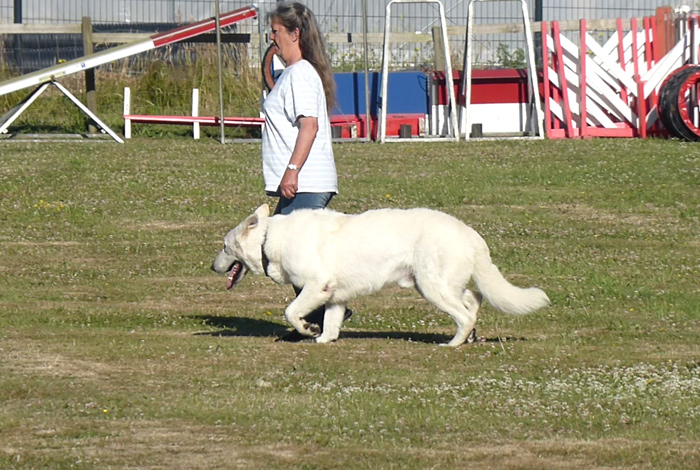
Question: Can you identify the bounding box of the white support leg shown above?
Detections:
[123,87,131,139]
[0,83,50,136]
[52,81,124,143]
[192,88,200,140]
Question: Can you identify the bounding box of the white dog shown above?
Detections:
[212,204,549,346]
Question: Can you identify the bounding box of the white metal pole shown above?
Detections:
[214,0,225,144]
[362,0,371,141]
[258,5,266,107]
[192,88,200,140]
[438,1,459,140]
[123,86,131,139]
[379,1,392,143]
[461,0,476,139]
[520,0,543,137]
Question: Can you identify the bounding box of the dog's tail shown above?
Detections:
[472,248,549,315]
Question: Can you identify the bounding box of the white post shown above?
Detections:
[438,2,459,140]
[123,86,131,139]
[362,0,371,141]
[379,1,392,143]
[192,88,200,140]
[460,0,475,138]
[520,0,544,137]
[214,0,225,144]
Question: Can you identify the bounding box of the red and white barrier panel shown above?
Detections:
[543,15,700,139]
[433,70,535,137]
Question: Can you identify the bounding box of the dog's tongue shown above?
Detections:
[226,262,242,290]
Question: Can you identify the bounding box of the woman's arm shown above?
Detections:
[279,115,319,199]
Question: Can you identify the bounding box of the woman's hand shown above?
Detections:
[280,169,299,199]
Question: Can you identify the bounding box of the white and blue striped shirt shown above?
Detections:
[261,60,338,195]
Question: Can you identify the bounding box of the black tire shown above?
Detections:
[261,43,278,92]
[658,65,700,141]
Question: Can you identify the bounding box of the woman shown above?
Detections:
[261,2,350,337]
[262,1,338,216]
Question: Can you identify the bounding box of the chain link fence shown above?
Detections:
[0,1,696,74]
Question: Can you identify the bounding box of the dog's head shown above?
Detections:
[211,204,270,289]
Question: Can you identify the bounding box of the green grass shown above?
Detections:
[1,138,699,469]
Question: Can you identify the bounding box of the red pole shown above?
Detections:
[637,78,647,138]
[655,6,675,59]
[541,21,554,139]
[579,19,588,138]
[617,18,629,104]
[553,21,574,138]
[631,17,640,78]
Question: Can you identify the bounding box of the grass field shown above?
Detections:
[1,137,699,469]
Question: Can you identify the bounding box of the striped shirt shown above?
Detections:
[261,60,338,195]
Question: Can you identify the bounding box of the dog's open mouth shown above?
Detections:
[226,261,243,290]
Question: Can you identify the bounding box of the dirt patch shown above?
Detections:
[0,241,82,247]
[553,203,672,228]
[3,340,122,380]
[133,221,212,231]
[69,422,252,469]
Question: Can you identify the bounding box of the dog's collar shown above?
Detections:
[261,233,270,277]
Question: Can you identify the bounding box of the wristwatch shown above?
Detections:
[287,163,300,171]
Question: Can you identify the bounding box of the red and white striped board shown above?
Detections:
[543,14,700,139]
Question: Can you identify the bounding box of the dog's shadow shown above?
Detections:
[192,315,525,345]
[193,315,289,338]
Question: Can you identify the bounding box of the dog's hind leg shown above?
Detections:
[316,303,346,344]
[285,281,335,337]
[462,290,483,343]
[416,279,477,347]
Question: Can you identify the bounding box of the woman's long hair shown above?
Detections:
[268,2,337,112]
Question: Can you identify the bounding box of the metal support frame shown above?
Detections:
[379,0,459,143]
[460,0,544,140]
[0,81,124,143]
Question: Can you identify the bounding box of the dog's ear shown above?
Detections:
[254,204,270,218]
[242,213,259,235]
